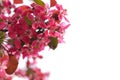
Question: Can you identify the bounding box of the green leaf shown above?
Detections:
[0,31,5,44]
[0,18,3,22]
[26,68,34,76]
[48,37,58,50]
[33,0,45,6]
[0,51,3,57]
[7,39,14,45]
[24,16,32,26]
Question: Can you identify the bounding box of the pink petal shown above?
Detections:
[22,36,30,44]
[0,22,6,30]
[14,39,21,49]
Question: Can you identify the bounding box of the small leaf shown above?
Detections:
[48,37,58,50]
[26,68,34,76]
[34,0,45,6]
[0,18,3,22]
[0,31,5,44]
[24,16,32,26]
[0,51,3,57]
[5,55,18,74]
[50,0,57,7]
[7,39,14,45]
[14,0,23,4]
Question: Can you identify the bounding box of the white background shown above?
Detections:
[13,0,120,80]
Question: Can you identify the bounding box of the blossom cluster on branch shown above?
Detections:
[0,0,70,80]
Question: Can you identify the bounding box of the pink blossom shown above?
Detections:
[0,0,70,79]
[22,36,30,44]
[14,38,21,49]
[14,5,31,14]
[0,22,6,30]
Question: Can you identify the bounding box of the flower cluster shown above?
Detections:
[15,58,49,80]
[0,0,70,79]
